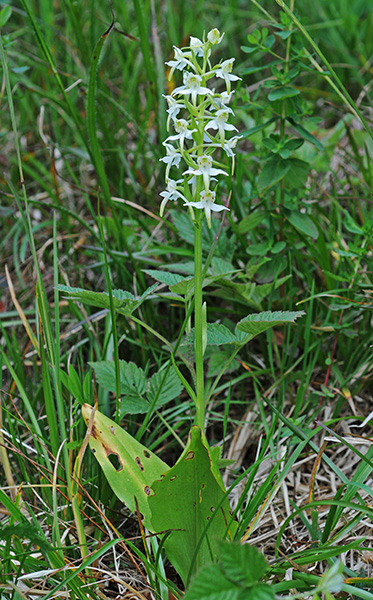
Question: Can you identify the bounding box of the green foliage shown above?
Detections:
[183,542,274,600]
[149,427,237,586]
[81,404,168,529]
[56,283,158,317]
[89,360,182,414]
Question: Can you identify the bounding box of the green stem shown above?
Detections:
[194,213,205,430]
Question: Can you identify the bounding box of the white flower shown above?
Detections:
[166,46,194,78]
[190,36,208,57]
[165,118,197,150]
[210,90,235,111]
[184,189,229,228]
[160,178,187,216]
[183,154,228,190]
[163,95,184,129]
[214,58,241,93]
[205,108,238,144]
[207,29,224,45]
[160,143,182,179]
[172,72,213,106]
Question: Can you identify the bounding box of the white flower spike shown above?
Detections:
[160,30,240,227]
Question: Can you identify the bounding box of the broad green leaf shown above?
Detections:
[81,404,168,529]
[149,426,237,585]
[286,210,318,239]
[56,283,158,316]
[220,542,268,586]
[284,158,310,188]
[183,564,239,600]
[0,5,11,27]
[181,323,237,347]
[147,366,183,407]
[236,310,305,340]
[268,86,300,101]
[258,156,290,192]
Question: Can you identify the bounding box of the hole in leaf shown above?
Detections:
[135,456,144,471]
[185,451,195,461]
[108,453,123,472]
[91,448,97,454]
[170,475,177,481]
[210,506,215,512]
[144,486,154,496]
[109,426,115,434]
[143,450,151,459]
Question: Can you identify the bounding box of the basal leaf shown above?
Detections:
[81,404,168,529]
[149,426,237,585]
[236,310,305,340]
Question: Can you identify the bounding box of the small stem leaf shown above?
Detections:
[56,283,157,316]
[81,404,168,529]
[236,310,305,340]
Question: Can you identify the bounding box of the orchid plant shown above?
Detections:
[58,30,304,592]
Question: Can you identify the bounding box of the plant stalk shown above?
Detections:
[194,214,205,430]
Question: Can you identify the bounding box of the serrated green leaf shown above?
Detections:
[56,283,157,316]
[220,542,268,586]
[182,323,238,347]
[183,564,239,600]
[286,210,318,239]
[82,404,168,529]
[90,360,146,396]
[143,269,185,287]
[236,310,305,340]
[147,366,183,407]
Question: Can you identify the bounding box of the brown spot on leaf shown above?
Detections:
[135,456,144,471]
